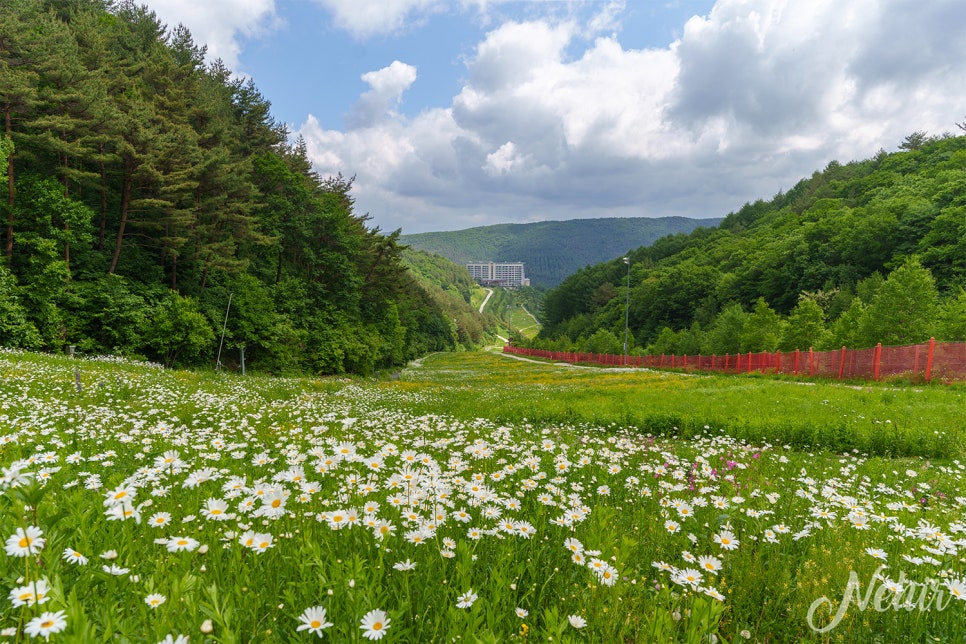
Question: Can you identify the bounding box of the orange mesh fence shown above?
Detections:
[503,339,965,383]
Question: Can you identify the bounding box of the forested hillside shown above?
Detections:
[400,248,495,347]
[0,0,461,374]
[400,216,720,287]
[535,134,966,356]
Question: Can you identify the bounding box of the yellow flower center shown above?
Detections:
[19,536,31,548]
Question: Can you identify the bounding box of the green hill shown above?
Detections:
[400,217,721,288]
[400,248,497,347]
[535,134,966,355]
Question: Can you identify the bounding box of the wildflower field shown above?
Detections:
[1,349,965,642]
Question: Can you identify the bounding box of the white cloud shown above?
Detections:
[484,142,537,176]
[312,0,445,38]
[346,61,419,129]
[299,0,966,233]
[312,0,627,39]
[142,0,280,70]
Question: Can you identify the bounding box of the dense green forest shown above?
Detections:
[533,134,966,356]
[0,0,469,374]
[400,216,720,287]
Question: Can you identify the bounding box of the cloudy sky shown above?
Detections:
[141,0,966,234]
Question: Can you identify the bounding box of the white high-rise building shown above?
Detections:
[466,262,529,287]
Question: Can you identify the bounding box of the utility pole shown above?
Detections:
[216,293,232,370]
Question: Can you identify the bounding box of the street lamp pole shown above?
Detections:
[623,257,630,365]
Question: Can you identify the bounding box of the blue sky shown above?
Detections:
[142,1,966,234]
[235,2,717,130]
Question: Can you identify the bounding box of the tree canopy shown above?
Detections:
[0,0,477,373]
[535,134,966,355]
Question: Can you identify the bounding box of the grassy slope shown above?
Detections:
[480,288,543,341]
[392,352,966,459]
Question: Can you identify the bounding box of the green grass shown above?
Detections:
[1,349,965,642]
[393,351,966,459]
[480,288,542,340]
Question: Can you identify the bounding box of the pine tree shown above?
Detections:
[0,0,43,263]
[105,2,169,275]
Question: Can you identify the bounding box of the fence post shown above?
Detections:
[776,351,782,374]
[925,337,935,383]
[808,347,815,376]
[794,349,800,375]
[873,342,882,381]
[683,354,688,369]
[838,346,846,379]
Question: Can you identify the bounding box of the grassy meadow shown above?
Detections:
[1,348,965,642]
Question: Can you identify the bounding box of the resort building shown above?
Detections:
[466,262,530,287]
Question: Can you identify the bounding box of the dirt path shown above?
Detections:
[479,288,493,313]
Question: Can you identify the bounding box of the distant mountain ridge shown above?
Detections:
[400,217,721,287]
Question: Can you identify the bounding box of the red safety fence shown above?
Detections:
[503,339,966,383]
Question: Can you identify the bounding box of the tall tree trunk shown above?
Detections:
[5,103,13,264]
[108,158,132,274]
[97,143,107,251]
[64,229,71,284]
[200,253,211,290]
[62,151,70,283]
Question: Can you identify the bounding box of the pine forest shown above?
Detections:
[0,0,466,374]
